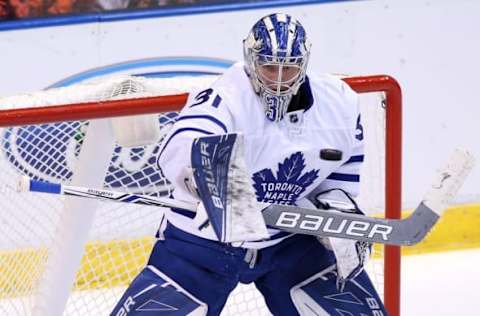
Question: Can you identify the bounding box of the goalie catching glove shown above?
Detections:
[306,189,372,291]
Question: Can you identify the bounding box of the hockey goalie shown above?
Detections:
[111,12,385,316]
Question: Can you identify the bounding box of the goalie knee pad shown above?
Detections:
[111,265,208,316]
[290,265,386,316]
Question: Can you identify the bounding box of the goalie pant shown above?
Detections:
[111,223,386,316]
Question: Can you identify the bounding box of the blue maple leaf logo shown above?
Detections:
[252,152,319,205]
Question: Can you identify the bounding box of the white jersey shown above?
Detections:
[157,62,364,249]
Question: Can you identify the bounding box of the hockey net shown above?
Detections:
[0,74,401,316]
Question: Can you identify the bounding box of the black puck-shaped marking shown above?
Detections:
[320,149,343,161]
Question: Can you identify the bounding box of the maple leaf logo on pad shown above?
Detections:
[252,152,319,205]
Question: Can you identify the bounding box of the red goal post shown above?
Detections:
[347,75,402,316]
[0,74,402,316]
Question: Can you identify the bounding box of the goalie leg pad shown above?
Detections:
[290,265,386,316]
[111,265,208,316]
[253,234,384,315]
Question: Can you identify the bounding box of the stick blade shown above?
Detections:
[423,148,475,215]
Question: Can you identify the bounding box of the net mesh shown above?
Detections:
[0,75,390,316]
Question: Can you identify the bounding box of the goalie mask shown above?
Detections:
[243,13,311,122]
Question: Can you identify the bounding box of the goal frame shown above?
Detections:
[0,75,402,316]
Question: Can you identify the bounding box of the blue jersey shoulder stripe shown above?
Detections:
[344,155,365,164]
[326,172,360,182]
[176,115,228,133]
[157,127,214,161]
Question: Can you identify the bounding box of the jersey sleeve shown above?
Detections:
[156,86,234,203]
[314,82,364,197]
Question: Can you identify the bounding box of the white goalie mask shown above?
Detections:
[243,13,311,122]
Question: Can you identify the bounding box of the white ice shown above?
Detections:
[402,248,480,315]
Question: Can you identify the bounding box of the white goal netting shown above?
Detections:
[0,75,397,316]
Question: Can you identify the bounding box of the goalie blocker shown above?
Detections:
[190,133,269,243]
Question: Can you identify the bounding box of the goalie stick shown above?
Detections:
[17,148,474,246]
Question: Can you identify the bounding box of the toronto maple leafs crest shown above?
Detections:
[252,152,319,205]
